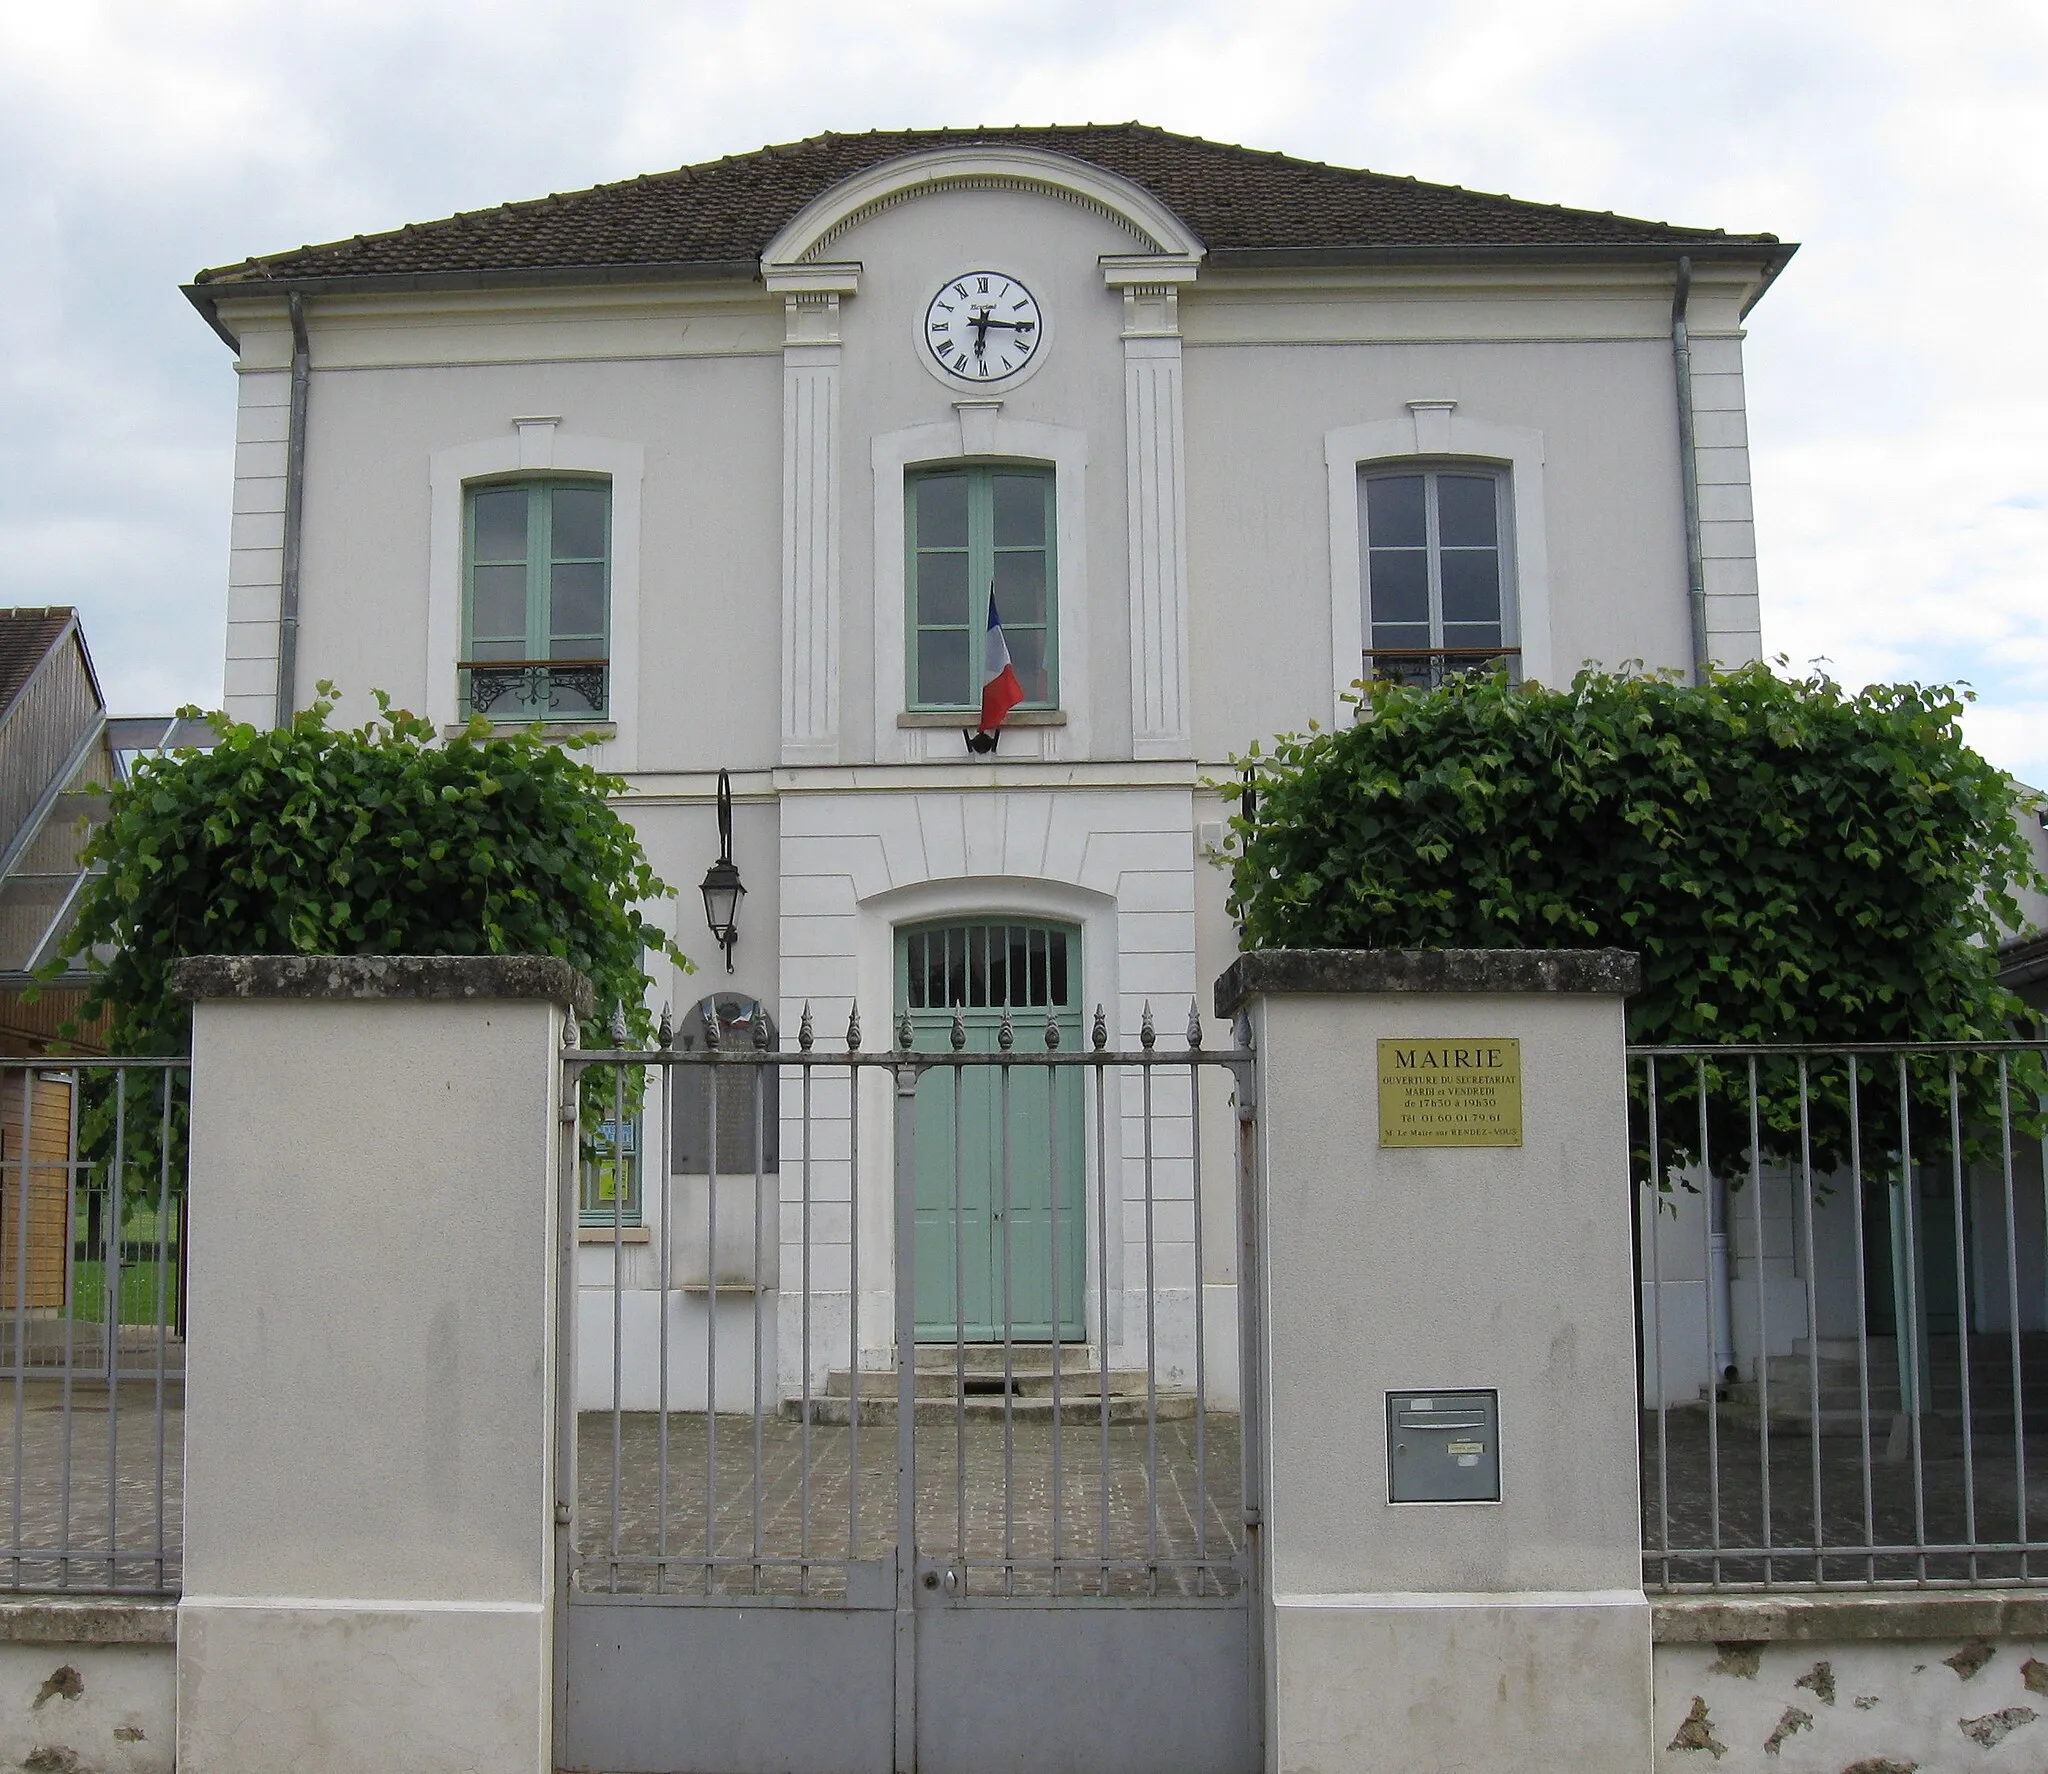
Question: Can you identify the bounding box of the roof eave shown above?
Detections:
[1203,238,1795,276]
[183,258,765,349]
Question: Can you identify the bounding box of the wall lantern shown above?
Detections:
[698,769,745,974]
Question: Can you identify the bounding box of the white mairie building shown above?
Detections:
[185,125,1792,1410]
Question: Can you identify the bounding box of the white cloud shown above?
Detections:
[1,0,2044,786]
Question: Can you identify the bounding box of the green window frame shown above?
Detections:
[461,478,611,722]
[906,466,1057,712]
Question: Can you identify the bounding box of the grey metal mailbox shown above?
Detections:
[1386,1389,1500,1503]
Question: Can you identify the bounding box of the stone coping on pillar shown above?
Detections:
[1214,947,1641,1017]
[170,954,594,1015]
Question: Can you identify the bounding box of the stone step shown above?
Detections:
[788,1392,1198,1427]
[826,1367,1154,1402]
[910,1344,1102,1376]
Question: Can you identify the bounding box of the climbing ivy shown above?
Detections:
[1223,663,2046,1178]
[58,685,690,1054]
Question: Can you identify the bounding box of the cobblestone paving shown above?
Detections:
[1643,1406,2048,1587]
[0,1380,182,1593]
[576,1409,1245,1600]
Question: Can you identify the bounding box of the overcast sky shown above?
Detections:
[2,0,2043,783]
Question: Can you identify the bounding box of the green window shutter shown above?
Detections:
[462,479,612,721]
[907,465,1057,711]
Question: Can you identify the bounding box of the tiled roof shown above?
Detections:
[0,611,77,723]
[193,123,1783,290]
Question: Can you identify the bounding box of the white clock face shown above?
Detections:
[924,272,1043,384]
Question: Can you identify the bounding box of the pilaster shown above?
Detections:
[1106,257,1198,761]
[772,264,859,766]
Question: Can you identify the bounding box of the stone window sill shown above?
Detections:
[578,1225,649,1243]
[442,721,618,743]
[897,710,1066,729]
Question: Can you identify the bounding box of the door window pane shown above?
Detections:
[551,484,608,560]
[1435,476,1499,548]
[1365,475,1427,548]
[916,473,970,548]
[917,551,970,629]
[472,488,529,563]
[918,631,971,707]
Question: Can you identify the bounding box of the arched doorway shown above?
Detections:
[898,919,1085,1341]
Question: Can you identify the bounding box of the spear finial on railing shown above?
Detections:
[846,1002,862,1052]
[950,1011,966,1052]
[799,1002,815,1052]
[1044,1011,1061,1051]
[1092,1005,1108,1051]
[702,999,721,1051]
[896,1010,914,1053]
[998,1008,1015,1052]
[657,1003,674,1050]
[607,1001,629,1047]
[563,1013,581,1051]
[754,1009,773,1052]
[1140,1002,1157,1051]
[1186,999,1203,1051]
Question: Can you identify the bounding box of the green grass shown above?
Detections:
[67,1259,178,1328]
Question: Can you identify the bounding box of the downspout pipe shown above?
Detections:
[275,291,310,728]
[1672,256,1711,687]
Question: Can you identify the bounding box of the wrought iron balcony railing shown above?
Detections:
[458,659,609,722]
[1362,647,1521,690]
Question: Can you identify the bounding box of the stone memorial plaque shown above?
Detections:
[1377,1038,1522,1147]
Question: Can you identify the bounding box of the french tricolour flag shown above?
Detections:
[978,595,1025,734]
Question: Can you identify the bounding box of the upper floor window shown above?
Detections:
[907,466,1057,711]
[581,1115,640,1227]
[462,479,610,722]
[1360,468,1517,688]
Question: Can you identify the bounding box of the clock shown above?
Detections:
[923,271,1044,385]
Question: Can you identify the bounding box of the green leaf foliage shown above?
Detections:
[59,686,691,1056]
[1222,663,2047,1179]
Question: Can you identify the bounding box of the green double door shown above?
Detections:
[902,921,1086,1342]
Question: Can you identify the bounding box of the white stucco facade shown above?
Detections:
[198,135,1784,1407]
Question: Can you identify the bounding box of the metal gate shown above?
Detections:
[556,995,1263,1774]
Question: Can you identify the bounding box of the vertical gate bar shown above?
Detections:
[892,1058,918,1774]
[1645,1056,1670,1589]
[1798,1059,1823,1578]
[9,1064,31,1585]
[1948,1058,1977,1580]
[1997,1057,2027,1579]
[101,1067,121,1582]
[1847,1060,1875,1583]
[59,1070,92,1583]
[1095,1058,1112,1594]
[752,1057,766,1592]
[551,1035,583,1765]
[1232,1037,1267,1748]
[1141,1051,1160,1593]
[1747,1056,1772,1585]
[657,1056,674,1593]
[152,1069,175,1586]
[848,1043,861,1564]
[799,1050,813,1592]
[705,1054,720,1586]
[1695,1058,1721,1585]
[1000,1053,1015,1594]
[609,1061,626,1592]
[1189,1049,1209,1592]
[1897,1054,1927,1583]
[952,1062,966,1573]
[1049,1045,1065,1595]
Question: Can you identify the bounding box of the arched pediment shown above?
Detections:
[760,146,1205,269]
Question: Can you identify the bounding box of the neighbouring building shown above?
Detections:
[182,125,1794,1407]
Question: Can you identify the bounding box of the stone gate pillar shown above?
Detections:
[1216,949,1649,1774]
[171,956,587,1774]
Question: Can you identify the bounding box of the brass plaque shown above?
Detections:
[1378,1038,1523,1148]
